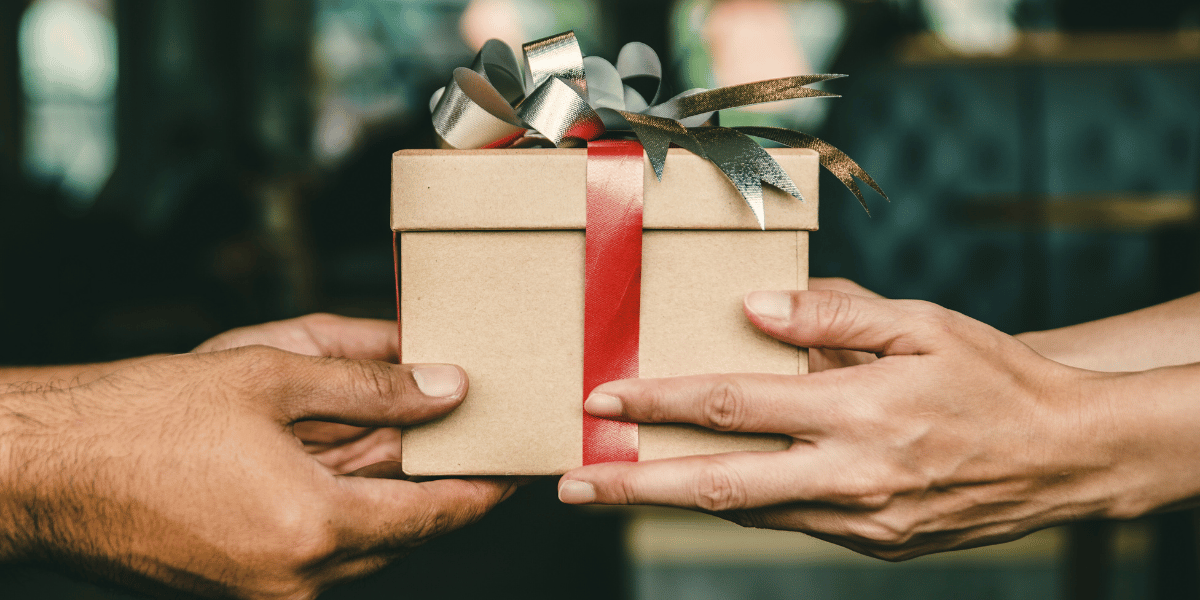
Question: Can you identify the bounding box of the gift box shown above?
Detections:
[393,146,818,475]
[391,30,885,475]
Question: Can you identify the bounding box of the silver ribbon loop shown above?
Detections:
[517,77,604,147]
[522,31,587,95]
[428,30,885,226]
[472,39,525,104]
[433,68,524,149]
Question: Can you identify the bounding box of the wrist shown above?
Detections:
[1016,329,1089,370]
[1079,365,1200,519]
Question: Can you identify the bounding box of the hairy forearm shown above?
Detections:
[0,389,37,562]
[1018,291,1200,372]
[0,356,169,392]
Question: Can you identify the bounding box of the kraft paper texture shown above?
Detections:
[394,148,817,475]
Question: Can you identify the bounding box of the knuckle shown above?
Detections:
[693,461,747,512]
[807,289,856,332]
[702,380,747,432]
[904,300,952,331]
[354,360,399,401]
[616,475,642,505]
[848,514,917,550]
[268,500,339,569]
[235,345,292,379]
[825,477,900,511]
[850,520,902,546]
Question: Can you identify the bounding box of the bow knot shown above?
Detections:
[431,31,887,227]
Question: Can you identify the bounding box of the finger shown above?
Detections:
[295,421,372,445]
[586,372,839,433]
[743,290,947,356]
[197,314,400,362]
[558,449,836,511]
[337,477,519,550]
[252,348,469,427]
[293,314,401,362]
[808,277,882,299]
[309,427,403,474]
[344,461,407,480]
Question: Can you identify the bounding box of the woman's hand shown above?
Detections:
[556,289,1169,561]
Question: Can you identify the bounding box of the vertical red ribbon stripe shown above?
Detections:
[583,140,644,465]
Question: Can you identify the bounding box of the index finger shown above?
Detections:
[587,371,859,434]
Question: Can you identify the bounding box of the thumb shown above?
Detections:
[243,347,470,426]
[742,290,944,356]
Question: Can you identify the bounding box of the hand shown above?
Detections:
[0,346,517,598]
[195,314,405,474]
[558,289,1130,560]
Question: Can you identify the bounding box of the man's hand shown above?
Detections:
[556,288,1192,561]
[0,344,515,598]
[194,314,405,475]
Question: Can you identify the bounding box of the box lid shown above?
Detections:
[391,147,819,231]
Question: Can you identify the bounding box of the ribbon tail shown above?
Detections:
[609,110,705,181]
[736,126,888,215]
[693,127,804,229]
[647,74,844,121]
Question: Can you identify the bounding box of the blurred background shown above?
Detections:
[1,0,1198,598]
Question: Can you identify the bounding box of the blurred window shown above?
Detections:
[922,0,1021,54]
[312,0,606,165]
[671,0,849,130]
[19,0,117,209]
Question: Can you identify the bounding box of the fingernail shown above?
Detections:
[746,291,793,320]
[584,393,623,417]
[411,365,464,399]
[559,480,596,504]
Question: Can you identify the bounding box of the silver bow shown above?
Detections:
[431,31,887,227]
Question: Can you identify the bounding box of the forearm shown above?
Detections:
[0,356,169,392]
[1098,361,1200,518]
[1018,291,1200,371]
[0,389,40,562]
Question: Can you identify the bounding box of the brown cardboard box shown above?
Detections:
[393,147,818,475]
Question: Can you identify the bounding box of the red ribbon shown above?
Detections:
[583,139,644,465]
